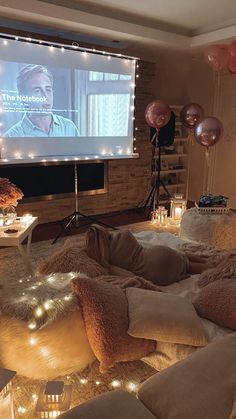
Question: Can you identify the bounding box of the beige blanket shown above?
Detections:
[86,225,189,286]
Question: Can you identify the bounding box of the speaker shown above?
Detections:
[150,111,176,147]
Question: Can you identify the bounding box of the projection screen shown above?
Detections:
[0,36,137,163]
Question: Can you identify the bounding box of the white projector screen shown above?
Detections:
[0,37,136,162]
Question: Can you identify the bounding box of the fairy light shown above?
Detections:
[110,380,121,388]
[28,321,37,330]
[17,406,27,414]
[79,378,88,385]
[35,306,44,317]
[126,381,138,392]
[29,337,37,346]
[44,300,51,310]
[0,33,139,61]
[95,380,100,386]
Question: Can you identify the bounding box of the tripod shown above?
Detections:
[144,130,171,216]
[52,163,116,244]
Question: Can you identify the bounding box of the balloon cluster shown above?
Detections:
[204,41,236,74]
[145,101,223,148]
[180,103,223,148]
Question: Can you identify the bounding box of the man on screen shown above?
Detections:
[4,64,79,137]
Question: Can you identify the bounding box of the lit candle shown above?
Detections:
[175,207,182,220]
[21,214,33,225]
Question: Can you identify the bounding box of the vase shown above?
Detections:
[0,206,17,227]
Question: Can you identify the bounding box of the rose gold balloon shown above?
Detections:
[145,100,171,129]
[228,60,236,75]
[228,40,236,66]
[204,44,229,71]
[180,103,204,129]
[194,117,223,147]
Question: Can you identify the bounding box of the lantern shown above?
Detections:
[35,381,72,418]
[0,368,16,419]
[170,194,187,223]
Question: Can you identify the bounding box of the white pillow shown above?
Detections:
[126,288,209,346]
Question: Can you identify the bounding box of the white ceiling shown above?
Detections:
[0,0,235,52]
[72,0,236,35]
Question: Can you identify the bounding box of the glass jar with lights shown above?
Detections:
[170,194,187,223]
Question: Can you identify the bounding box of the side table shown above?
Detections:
[0,217,38,274]
[180,208,236,250]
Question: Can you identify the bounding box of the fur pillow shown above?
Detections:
[38,246,108,277]
[193,278,236,330]
[72,276,156,373]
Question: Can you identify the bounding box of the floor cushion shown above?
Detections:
[58,390,156,419]
[138,333,236,419]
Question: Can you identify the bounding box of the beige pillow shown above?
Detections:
[72,276,156,373]
[138,333,236,419]
[127,288,209,346]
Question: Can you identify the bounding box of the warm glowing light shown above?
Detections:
[17,406,27,413]
[95,380,100,386]
[126,382,138,392]
[28,321,37,330]
[175,207,182,219]
[3,40,8,46]
[61,47,65,52]
[21,213,33,225]
[35,307,44,317]
[29,337,37,346]
[79,378,88,385]
[44,301,51,310]
[110,380,121,388]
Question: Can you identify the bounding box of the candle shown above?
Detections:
[21,214,33,225]
[175,207,182,220]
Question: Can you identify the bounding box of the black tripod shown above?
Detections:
[144,130,171,216]
[52,163,116,244]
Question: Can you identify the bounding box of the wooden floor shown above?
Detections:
[32,207,180,243]
[31,208,147,242]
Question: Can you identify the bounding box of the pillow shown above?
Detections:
[138,333,236,419]
[230,397,236,419]
[193,278,236,330]
[127,288,209,346]
[38,246,108,277]
[72,276,156,373]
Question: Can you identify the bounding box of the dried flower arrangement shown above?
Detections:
[0,178,23,209]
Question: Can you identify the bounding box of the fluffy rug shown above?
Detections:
[0,234,156,418]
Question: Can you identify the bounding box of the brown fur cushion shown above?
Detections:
[38,245,108,277]
[72,276,156,373]
[193,279,236,330]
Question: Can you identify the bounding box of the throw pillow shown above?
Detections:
[38,246,108,277]
[193,278,236,330]
[138,333,236,419]
[72,276,156,373]
[126,288,209,346]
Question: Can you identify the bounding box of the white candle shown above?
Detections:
[21,214,33,225]
[175,207,182,220]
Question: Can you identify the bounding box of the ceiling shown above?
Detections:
[0,0,235,52]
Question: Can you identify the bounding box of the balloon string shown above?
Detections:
[206,70,221,195]
[185,130,194,203]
